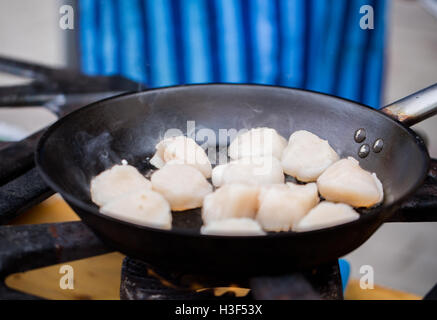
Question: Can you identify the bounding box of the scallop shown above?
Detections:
[286,182,320,212]
[150,136,212,178]
[293,202,359,232]
[202,184,259,225]
[100,189,172,230]
[256,184,318,232]
[281,130,339,182]
[90,164,152,207]
[317,157,384,208]
[149,138,172,168]
[228,127,287,160]
[201,218,266,236]
[211,156,284,187]
[151,164,212,211]
[211,163,228,187]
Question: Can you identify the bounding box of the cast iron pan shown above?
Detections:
[35,83,437,276]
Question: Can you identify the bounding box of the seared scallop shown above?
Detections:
[90,164,152,206]
[281,130,339,182]
[150,136,212,178]
[201,218,266,236]
[256,184,317,232]
[293,201,359,232]
[100,189,172,230]
[287,182,320,212]
[202,184,259,225]
[151,164,212,211]
[211,163,228,187]
[317,157,384,208]
[211,156,284,187]
[228,127,287,160]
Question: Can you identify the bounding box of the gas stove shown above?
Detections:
[0,57,436,300]
[119,257,342,300]
[0,219,343,300]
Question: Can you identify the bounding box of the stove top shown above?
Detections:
[0,56,436,300]
[120,257,342,300]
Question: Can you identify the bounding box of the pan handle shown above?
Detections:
[388,158,437,222]
[381,83,437,126]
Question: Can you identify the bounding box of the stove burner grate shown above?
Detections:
[120,257,343,300]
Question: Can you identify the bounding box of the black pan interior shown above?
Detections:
[36,84,429,274]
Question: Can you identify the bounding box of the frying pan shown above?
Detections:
[35,83,437,276]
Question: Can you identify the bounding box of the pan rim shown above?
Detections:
[35,83,431,239]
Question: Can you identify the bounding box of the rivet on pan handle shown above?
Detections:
[381,83,437,127]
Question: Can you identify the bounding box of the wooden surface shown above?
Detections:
[5,195,421,300]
